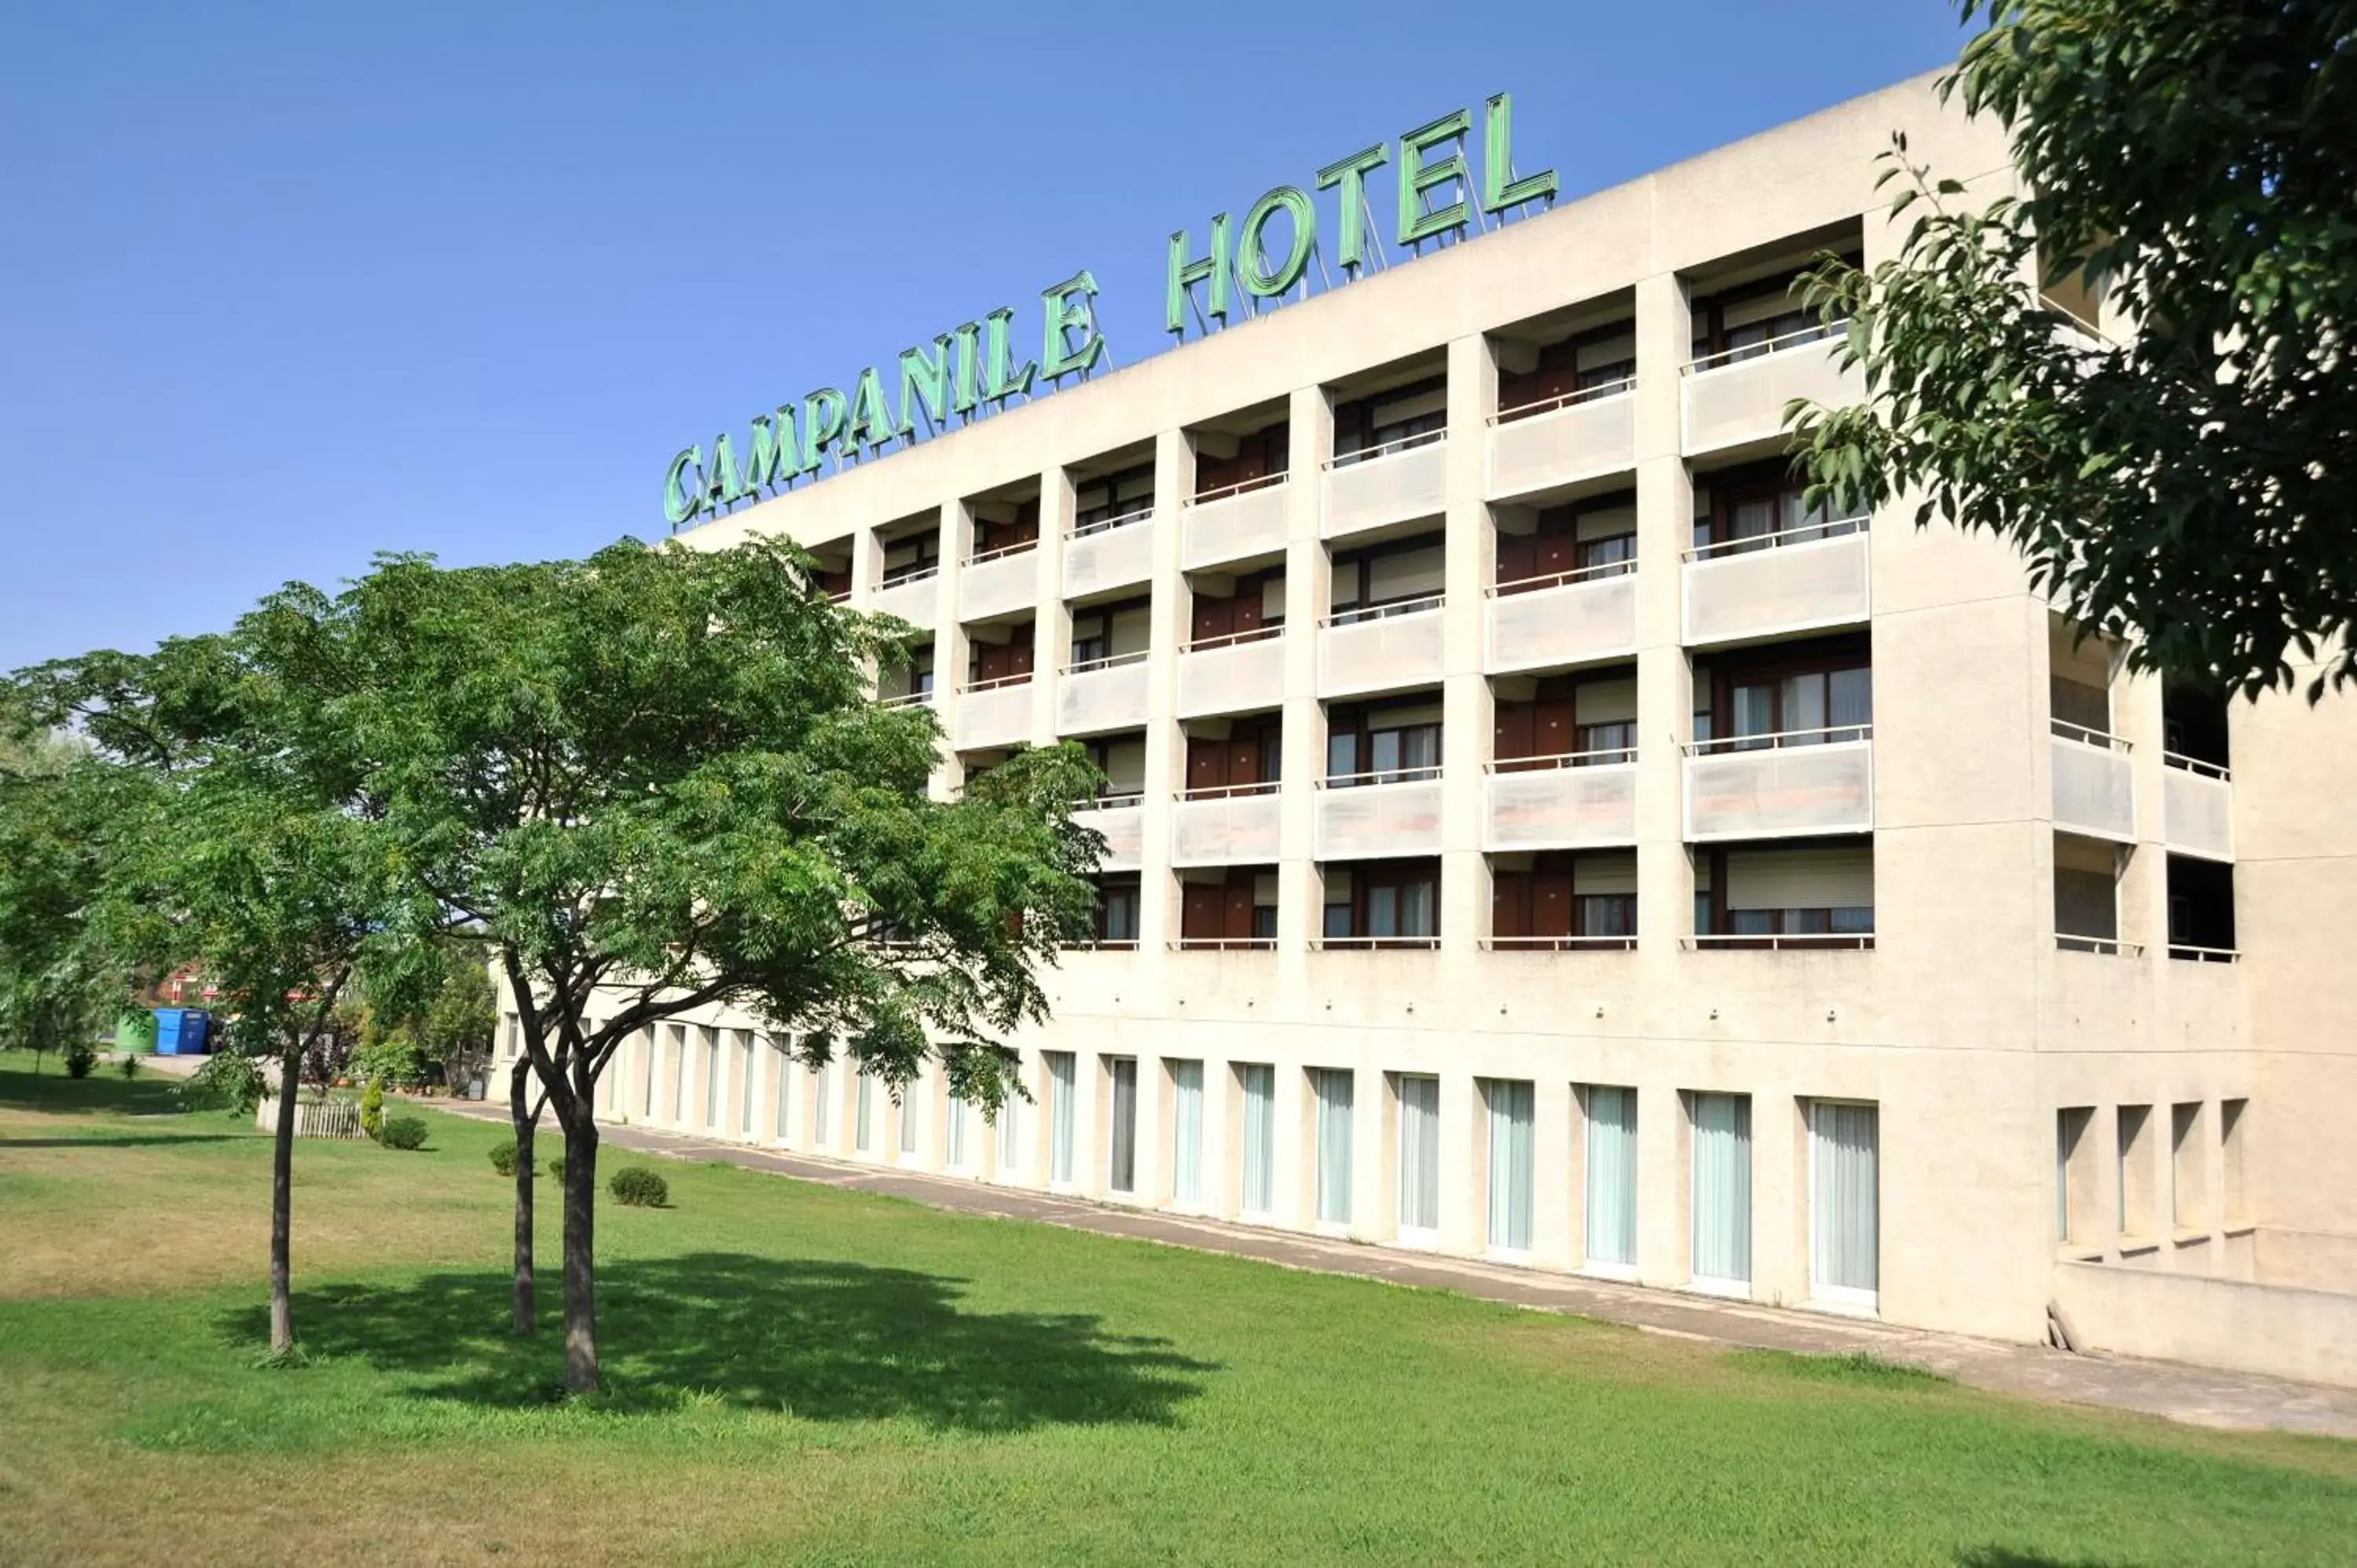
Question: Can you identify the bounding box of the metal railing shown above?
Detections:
[1171,937,1278,951]
[1321,592,1445,628]
[2057,934,2144,957]
[1486,746,1635,774]
[1313,936,1441,951]
[1684,723,1873,757]
[2162,751,2231,781]
[1684,318,1851,374]
[1073,790,1146,811]
[878,690,934,709]
[1181,780,1280,800]
[2168,943,2241,964]
[1684,515,1868,562]
[879,563,940,587]
[1686,932,1875,951]
[959,672,1034,694]
[1484,935,1638,951]
[968,539,1039,565]
[1184,625,1284,653]
[1488,375,1637,425]
[1064,650,1149,676]
[1490,556,1635,595]
[1072,505,1154,539]
[1323,427,1446,470]
[1318,766,1441,789]
[1187,471,1289,505]
[1061,938,1141,952]
[2051,719,2130,751]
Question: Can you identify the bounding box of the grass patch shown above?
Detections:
[2,1050,2352,1566]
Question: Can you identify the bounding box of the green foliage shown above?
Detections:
[546,1153,566,1182]
[488,1138,530,1178]
[1787,0,2357,698]
[117,1053,140,1082]
[358,1080,386,1141]
[377,1116,429,1151]
[0,755,155,1071]
[607,1167,668,1207]
[64,1042,97,1079]
[176,1051,266,1116]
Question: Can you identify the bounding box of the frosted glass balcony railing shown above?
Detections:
[1679,324,1861,455]
[1062,510,1155,599]
[955,676,1033,751]
[1171,785,1281,866]
[871,570,937,629]
[1682,727,1875,841]
[1076,794,1144,870]
[1681,518,1870,646]
[1182,475,1289,570]
[1317,595,1446,699]
[1485,379,1637,500]
[1058,654,1149,735]
[2162,754,2234,862]
[1322,432,1448,540]
[2049,722,2136,841]
[1483,752,1639,851]
[1177,628,1285,719]
[1486,564,1637,674]
[1314,773,1445,859]
[960,546,1037,621]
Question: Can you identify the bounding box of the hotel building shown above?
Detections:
[498,74,2357,1387]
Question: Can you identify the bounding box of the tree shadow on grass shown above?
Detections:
[218,1251,1219,1432]
[0,1134,244,1149]
[1956,1550,2122,1568]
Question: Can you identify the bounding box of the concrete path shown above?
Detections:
[428,1097,2356,1440]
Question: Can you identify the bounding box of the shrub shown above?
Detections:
[608,1167,669,1208]
[358,1079,386,1141]
[379,1116,429,1151]
[118,1054,141,1082]
[64,1043,97,1079]
[489,1138,532,1178]
[547,1153,566,1182]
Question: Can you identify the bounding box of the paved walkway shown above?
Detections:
[428,1096,2356,1439]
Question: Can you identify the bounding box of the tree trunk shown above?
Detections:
[509,1055,537,1335]
[562,1117,600,1393]
[268,1044,300,1356]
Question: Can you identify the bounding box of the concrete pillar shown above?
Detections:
[1032,467,1076,747]
[1280,383,1334,951]
[1441,333,1495,951]
[1633,269,1695,951]
[1141,429,1194,953]
[936,499,973,797]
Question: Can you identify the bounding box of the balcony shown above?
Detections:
[1486,565,1637,674]
[1177,629,1285,719]
[1058,654,1149,735]
[1063,511,1156,599]
[1317,596,1446,700]
[1077,795,1144,871]
[1172,785,1281,866]
[1322,433,1448,541]
[1682,518,1870,647]
[961,547,1037,621]
[1485,381,1636,501]
[1682,729,1875,841]
[872,570,937,628]
[1314,773,1444,859]
[1483,752,1639,852]
[2050,723,2136,842]
[1679,324,1861,456]
[1182,477,1289,570]
[2162,755,2234,862]
[955,677,1032,751]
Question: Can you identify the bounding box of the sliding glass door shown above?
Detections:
[1583,1085,1637,1269]
[1810,1101,1879,1306]
[1170,1061,1204,1207]
[1048,1052,1076,1185]
[1314,1068,1354,1226]
[1108,1057,1138,1193]
[1396,1075,1440,1241]
[1486,1079,1534,1254]
[1240,1064,1275,1214]
[1690,1092,1752,1291]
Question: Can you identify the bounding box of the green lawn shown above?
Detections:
[1,1051,2350,1566]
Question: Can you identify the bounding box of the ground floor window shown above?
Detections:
[1314,1068,1354,1226]
[900,1078,919,1156]
[1240,1064,1275,1214]
[1486,1079,1534,1253]
[1048,1052,1077,1185]
[1691,1092,1752,1290]
[997,1069,1023,1174]
[1397,1075,1440,1240]
[856,1070,875,1152]
[1108,1057,1138,1192]
[1583,1085,1638,1268]
[1170,1061,1204,1206]
[772,1039,793,1142]
[948,1090,967,1167]
[1809,1100,1879,1306]
[813,1061,833,1145]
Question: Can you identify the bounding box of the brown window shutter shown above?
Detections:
[1192,594,1232,643]
[1535,698,1574,759]
[1493,872,1531,939]
[1186,738,1225,793]
[1222,880,1255,940]
[1533,868,1572,937]
[1495,701,1535,763]
[1233,588,1263,633]
[1182,884,1219,940]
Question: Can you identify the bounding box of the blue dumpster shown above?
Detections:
[153,1009,212,1056]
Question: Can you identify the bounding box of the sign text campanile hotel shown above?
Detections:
[506,75,2357,1386]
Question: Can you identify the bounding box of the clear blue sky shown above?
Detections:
[0,1,1966,670]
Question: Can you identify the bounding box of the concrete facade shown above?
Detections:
[494,75,2357,1383]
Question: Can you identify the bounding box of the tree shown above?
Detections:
[8,641,420,1358]
[229,537,1102,1390]
[1787,0,2357,699]
[0,751,151,1073]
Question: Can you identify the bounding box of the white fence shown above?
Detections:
[255,1096,366,1139]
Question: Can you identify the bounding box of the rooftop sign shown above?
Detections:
[662,93,1552,528]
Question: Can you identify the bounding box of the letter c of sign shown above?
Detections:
[662,446,703,526]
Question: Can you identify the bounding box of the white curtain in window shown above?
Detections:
[672,1026,691,1122]
[1397,1075,1440,1236]
[900,1078,919,1155]
[1691,1092,1753,1286]
[1812,1101,1879,1299]
[702,1028,721,1127]
[772,1040,793,1142]
[1241,1064,1275,1214]
[641,1030,658,1119]
[1171,1061,1204,1206]
[1584,1086,1638,1267]
[1487,1079,1535,1251]
[856,1071,874,1151]
[1109,1058,1138,1192]
[813,1061,833,1145]
[1049,1052,1076,1184]
[947,1093,967,1167]
[1315,1068,1355,1225]
[997,1074,1022,1174]
[738,1031,755,1134]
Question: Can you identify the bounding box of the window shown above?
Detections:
[1184,720,1281,797]
[856,1070,875,1152]
[642,1028,658,1118]
[738,1029,756,1135]
[813,1060,834,1145]
[1692,460,1858,554]
[2055,833,2121,947]
[1498,323,1636,416]
[1334,375,1446,460]
[882,643,935,702]
[900,1078,919,1155]
[1690,261,1855,364]
[1194,424,1289,497]
[1493,849,1636,946]
[1091,874,1142,947]
[1809,1101,1879,1306]
[2057,1107,2092,1241]
[1494,672,1632,768]
[966,621,1035,687]
[1048,1051,1077,1185]
[1328,699,1442,783]
[1583,1086,1638,1269]
[1700,843,1875,943]
[1314,1068,1355,1226]
[1496,491,1635,588]
[1170,1060,1205,1207]
[973,500,1041,558]
[1070,597,1150,669]
[1486,1079,1535,1254]
[1076,463,1154,533]
[1331,537,1444,621]
[1107,1057,1138,1193]
[2220,1098,2248,1225]
[947,1090,967,1167]
[2170,1102,2206,1231]
[881,529,940,584]
[1397,1075,1441,1240]
[772,1039,794,1141]
[670,1024,691,1121]
[996,1068,1022,1174]
[1696,636,1871,750]
[2166,855,2237,959]
[1188,568,1285,646]
[1690,1092,1752,1291]
[1239,1064,1276,1214]
[1180,867,1278,948]
[2117,1104,2154,1237]
[1323,861,1441,945]
[704,1028,721,1127]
